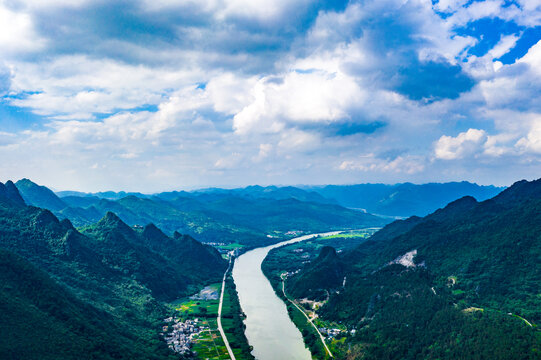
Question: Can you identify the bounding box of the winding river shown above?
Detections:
[232,232,340,360]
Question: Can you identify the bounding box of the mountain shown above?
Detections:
[0,247,169,360]
[187,185,337,204]
[287,178,541,359]
[15,178,67,211]
[306,181,504,217]
[287,246,344,301]
[56,190,150,200]
[0,181,225,359]
[54,182,505,222]
[0,180,25,206]
[13,178,389,247]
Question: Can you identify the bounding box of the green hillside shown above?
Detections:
[0,247,175,360]
[285,178,541,359]
[287,246,344,301]
[0,181,227,359]
[16,178,67,211]
[18,179,389,248]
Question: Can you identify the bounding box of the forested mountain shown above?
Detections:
[52,181,504,223]
[287,246,344,301]
[0,180,25,206]
[287,178,541,359]
[17,179,388,247]
[57,189,150,200]
[0,181,226,359]
[306,181,504,217]
[16,178,68,211]
[186,185,336,204]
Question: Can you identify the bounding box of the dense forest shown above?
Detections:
[0,180,226,359]
[16,179,388,248]
[285,179,541,359]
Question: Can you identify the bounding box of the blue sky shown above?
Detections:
[0,0,540,192]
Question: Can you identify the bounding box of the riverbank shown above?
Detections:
[232,232,341,360]
[260,231,375,359]
[261,261,331,359]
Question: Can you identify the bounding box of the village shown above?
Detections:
[161,317,208,355]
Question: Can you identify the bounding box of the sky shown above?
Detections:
[0,0,540,192]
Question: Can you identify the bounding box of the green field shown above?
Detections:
[169,274,254,360]
[318,229,379,240]
[170,288,228,359]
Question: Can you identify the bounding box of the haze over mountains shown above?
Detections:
[14,179,502,248]
[306,182,504,217]
[53,181,503,218]
[15,179,389,248]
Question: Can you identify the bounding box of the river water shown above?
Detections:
[232,232,340,360]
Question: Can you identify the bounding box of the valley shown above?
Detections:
[2,3,539,359]
[1,178,541,360]
[264,179,541,359]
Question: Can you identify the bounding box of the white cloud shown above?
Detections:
[433,0,470,13]
[0,3,44,55]
[233,70,365,134]
[214,152,243,169]
[1,0,541,190]
[516,119,541,153]
[252,143,273,162]
[517,39,541,75]
[277,128,320,152]
[434,128,488,160]
[11,0,91,8]
[339,154,426,174]
[9,55,207,119]
[218,0,313,21]
[206,73,258,115]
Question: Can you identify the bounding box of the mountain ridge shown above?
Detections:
[286,178,541,359]
[17,178,389,247]
[0,180,226,359]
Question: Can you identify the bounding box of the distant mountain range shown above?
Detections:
[16,179,388,247]
[57,180,504,218]
[0,181,226,359]
[287,178,541,359]
[305,182,504,217]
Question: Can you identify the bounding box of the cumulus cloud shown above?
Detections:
[516,119,541,154]
[0,0,540,190]
[8,55,207,119]
[434,129,488,160]
[232,70,365,134]
[0,3,44,55]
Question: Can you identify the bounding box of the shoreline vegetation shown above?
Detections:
[260,231,374,359]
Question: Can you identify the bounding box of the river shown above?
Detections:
[232,232,340,360]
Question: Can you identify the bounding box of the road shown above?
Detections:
[217,255,236,360]
[281,275,334,358]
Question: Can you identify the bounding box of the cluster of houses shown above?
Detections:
[284,269,301,277]
[162,317,207,355]
[291,248,311,263]
[204,241,226,247]
[318,327,344,339]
